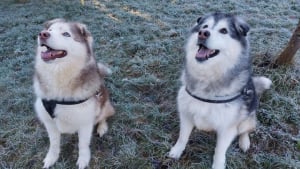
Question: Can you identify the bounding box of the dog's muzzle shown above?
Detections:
[196,44,220,62]
[39,31,67,62]
[195,30,220,62]
[40,44,67,62]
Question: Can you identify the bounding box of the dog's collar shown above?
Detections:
[185,79,255,104]
[185,88,241,103]
[42,91,102,118]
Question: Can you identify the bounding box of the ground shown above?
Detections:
[0,0,299,168]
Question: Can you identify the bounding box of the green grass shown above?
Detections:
[0,0,299,168]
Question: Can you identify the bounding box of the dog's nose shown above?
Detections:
[199,30,210,40]
[39,31,50,39]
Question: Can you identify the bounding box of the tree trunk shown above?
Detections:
[275,19,300,65]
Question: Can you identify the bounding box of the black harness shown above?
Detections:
[185,79,258,112]
[41,90,102,119]
[42,99,88,118]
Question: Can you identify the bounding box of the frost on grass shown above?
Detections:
[0,0,299,169]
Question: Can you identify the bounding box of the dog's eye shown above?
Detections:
[219,28,228,34]
[203,25,208,29]
[62,32,71,37]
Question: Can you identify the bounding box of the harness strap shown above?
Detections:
[42,99,88,118]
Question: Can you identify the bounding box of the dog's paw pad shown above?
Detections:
[97,122,108,137]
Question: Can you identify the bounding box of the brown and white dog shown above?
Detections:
[33,19,115,169]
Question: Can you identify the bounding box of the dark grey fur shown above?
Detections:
[192,12,249,47]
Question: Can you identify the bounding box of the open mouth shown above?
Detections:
[40,44,67,62]
[195,44,220,62]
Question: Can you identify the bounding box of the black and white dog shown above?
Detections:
[168,13,271,169]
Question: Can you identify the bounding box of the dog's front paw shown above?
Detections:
[168,146,183,159]
[212,153,226,169]
[212,162,225,169]
[76,156,90,169]
[76,148,91,169]
[43,151,59,168]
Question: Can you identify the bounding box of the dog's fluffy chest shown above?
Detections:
[177,86,247,131]
[36,98,99,133]
[56,100,99,133]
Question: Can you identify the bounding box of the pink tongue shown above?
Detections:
[41,51,65,61]
[196,48,211,59]
[41,51,54,61]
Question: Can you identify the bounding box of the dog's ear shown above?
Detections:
[44,18,65,29]
[234,17,250,36]
[76,23,92,38]
[197,17,202,24]
[73,23,94,55]
[74,23,93,43]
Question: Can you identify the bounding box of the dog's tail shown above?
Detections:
[252,76,272,95]
[97,63,112,77]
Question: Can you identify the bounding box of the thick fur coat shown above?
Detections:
[34,19,115,169]
[168,13,271,169]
